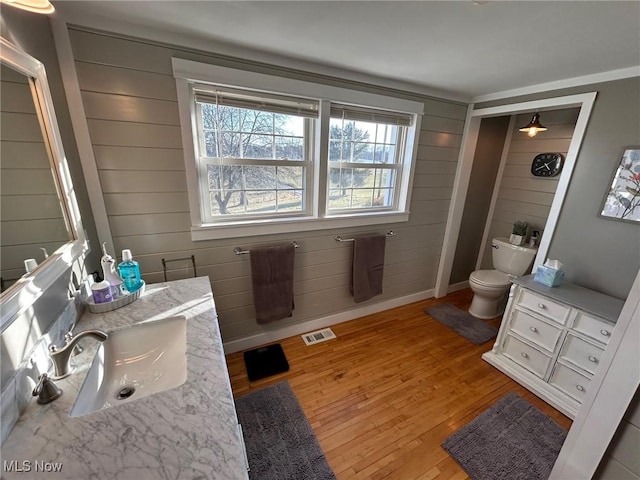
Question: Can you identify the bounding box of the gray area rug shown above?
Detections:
[425,303,498,345]
[442,393,568,480]
[235,381,336,480]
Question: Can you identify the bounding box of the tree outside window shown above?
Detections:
[199,103,306,216]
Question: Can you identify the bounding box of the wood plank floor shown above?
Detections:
[226,289,572,480]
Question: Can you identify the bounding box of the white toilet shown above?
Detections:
[468,237,537,319]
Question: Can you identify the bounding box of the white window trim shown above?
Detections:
[173,58,423,240]
[194,94,316,224]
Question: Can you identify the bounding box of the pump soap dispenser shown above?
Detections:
[101,242,124,298]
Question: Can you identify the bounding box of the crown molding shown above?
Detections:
[473,66,640,104]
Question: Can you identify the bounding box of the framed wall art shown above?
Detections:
[600,147,640,223]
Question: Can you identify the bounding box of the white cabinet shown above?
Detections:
[508,309,563,352]
[559,334,603,376]
[482,277,623,419]
[572,312,614,345]
[549,363,591,403]
[502,334,552,378]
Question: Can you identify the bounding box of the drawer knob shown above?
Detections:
[600,329,610,337]
[521,352,529,359]
[537,303,546,309]
[588,356,598,363]
[576,385,585,392]
[529,326,538,333]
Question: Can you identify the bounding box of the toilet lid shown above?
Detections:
[470,270,511,287]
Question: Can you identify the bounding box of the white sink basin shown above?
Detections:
[70,315,188,418]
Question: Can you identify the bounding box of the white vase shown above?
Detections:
[510,234,525,245]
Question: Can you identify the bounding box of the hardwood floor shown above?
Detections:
[226,289,572,480]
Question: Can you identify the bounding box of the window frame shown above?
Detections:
[193,95,316,223]
[173,59,424,241]
[326,114,408,215]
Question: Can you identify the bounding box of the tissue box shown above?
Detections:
[534,265,565,287]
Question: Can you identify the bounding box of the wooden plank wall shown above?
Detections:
[481,108,579,269]
[0,65,70,287]
[67,27,466,343]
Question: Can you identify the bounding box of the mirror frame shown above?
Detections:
[0,37,87,332]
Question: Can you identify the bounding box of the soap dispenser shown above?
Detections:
[101,242,124,298]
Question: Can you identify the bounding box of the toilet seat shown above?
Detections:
[470,270,511,288]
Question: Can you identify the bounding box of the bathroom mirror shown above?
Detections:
[0,64,72,291]
[0,37,87,331]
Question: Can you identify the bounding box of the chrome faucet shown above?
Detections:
[49,329,108,380]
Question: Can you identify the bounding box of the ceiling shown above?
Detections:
[53,1,640,102]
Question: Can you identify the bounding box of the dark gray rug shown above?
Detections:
[235,381,336,480]
[442,393,568,480]
[425,303,498,345]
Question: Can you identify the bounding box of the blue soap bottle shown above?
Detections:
[118,249,142,293]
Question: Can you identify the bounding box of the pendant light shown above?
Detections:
[0,0,54,14]
[519,112,547,137]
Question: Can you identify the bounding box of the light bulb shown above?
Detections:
[0,0,54,14]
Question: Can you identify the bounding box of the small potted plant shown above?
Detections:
[510,221,529,246]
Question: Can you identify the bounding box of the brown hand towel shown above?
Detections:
[350,235,386,303]
[250,243,295,324]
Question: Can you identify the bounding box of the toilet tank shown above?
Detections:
[492,237,537,276]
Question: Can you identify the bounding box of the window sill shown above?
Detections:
[190,211,410,241]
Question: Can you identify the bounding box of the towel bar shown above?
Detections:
[233,241,300,256]
[334,231,396,243]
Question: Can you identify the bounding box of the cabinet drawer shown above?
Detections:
[503,335,552,379]
[509,309,562,352]
[559,334,604,375]
[550,363,591,402]
[572,312,614,345]
[517,290,570,325]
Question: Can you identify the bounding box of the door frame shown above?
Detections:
[435,92,597,297]
[549,269,640,478]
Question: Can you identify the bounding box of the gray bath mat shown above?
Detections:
[235,381,336,480]
[425,303,498,345]
[442,393,568,480]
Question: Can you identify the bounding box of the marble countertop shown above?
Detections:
[1,277,249,480]
[513,275,625,323]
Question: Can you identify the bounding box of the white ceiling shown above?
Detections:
[53,1,640,102]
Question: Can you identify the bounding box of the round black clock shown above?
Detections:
[531,153,564,177]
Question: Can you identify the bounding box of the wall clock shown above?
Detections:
[531,153,564,177]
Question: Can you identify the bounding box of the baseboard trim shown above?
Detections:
[222,288,435,354]
[447,280,470,293]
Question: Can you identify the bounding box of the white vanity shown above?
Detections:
[1,277,249,480]
[483,275,625,419]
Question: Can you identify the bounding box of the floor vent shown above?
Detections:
[301,328,336,346]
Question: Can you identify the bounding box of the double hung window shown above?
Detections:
[328,104,410,213]
[173,59,423,240]
[194,88,317,223]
